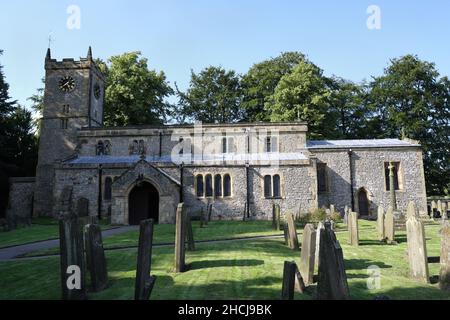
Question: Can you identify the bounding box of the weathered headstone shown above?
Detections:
[299,224,316,285]
[272,204,281,230]
[286,212,299,250]
[283,224,289,246]
[406,213,430,283]
[59,213,86,300]
[343,206,349,225]
[135,219,156,300]
[330,204,336,215]
[85,224,108,292]
[384,206,395,244]
[377,206,385,241]
[439,221,450,291]
[316,222,349,300]
[407,201,418,220]
[281,261,305,300]
[76,198,89,217]
[185,212,195,251]
[348,212,359,246]
[175,203,187,273]
[315,221,325,269]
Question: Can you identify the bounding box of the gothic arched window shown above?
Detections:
[104,177,112,200]
[96,141,105,156]
[196,175,204,197]
[264,175,272,198]
[205,174,213,197]
[214,174,222,197]
[273,174,281,198]
[223,174,232,197]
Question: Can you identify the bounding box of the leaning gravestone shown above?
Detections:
[348,212,359,246]
[316,222,349,300]
[286,213,299,250]
[299,224,316,285]
[439,221,450,291]
[175,203,187,273]
[281,261,305,300]
[406,208,430,283]
[185,212,195,251]
[315,221,325,269]
[135,219,156,300]
[85,224,108,292]
[59,213,86,300]
[272,204,281,231]
[377,206,385,241]
[384,206,395,244]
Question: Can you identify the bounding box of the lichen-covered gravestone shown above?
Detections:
[316,222,349,300]
[85,224,108,292]
[175,203,188,273]
[406,203,430,283]
[135,219,156,300]
[384,206,395,244]
[286,212,299,250]
[299,224,316,285]
[377,206,385,241]
[348,212,359,246]
[185,212,195,251]
[315,221,325,269]
[59,213,86,300]
[439,221,450,291]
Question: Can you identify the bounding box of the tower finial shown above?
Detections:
[87,46,93,60]
[45,48,51,61]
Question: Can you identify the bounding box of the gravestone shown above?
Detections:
[299,224,316,285]
[286,213,299,250]
[343,206,349,225]
[199,207,206,228]
[377,206,385,241]
[406,213,430,283]
[185,212,195,251]
[85,224,108,292]
[76,198,89,217]
[175,203,187,273]
[281,261,305,300]
[272,204,281,230]
[135,219,156,300]
[348,212,359,246]
[384,206,395,244]
[315,221,325,269]
[407,201,418,220]
[59,186,73,216]
[442,202,448,222]
[330,205,336,215]
[316,222,349,300]
[207,203,213,223]
[283,224,289,246]
[59,213,86,300]
[438,200,443,217]
[439,221,450,291]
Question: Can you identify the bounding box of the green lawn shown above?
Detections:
[0,220,448,300]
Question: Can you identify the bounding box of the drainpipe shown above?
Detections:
[179,163,184,203]
[159,131,163,158]
[246,163,250,219]
[348,149,355,212]
[98,164,103,220]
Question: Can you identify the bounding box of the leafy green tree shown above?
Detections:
[102,52,174,126]
[268,61,332,139]
[367,55,450,195]
[177,66,244,123]
[241,52,307,122]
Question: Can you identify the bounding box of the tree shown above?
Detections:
[241,52,307,122]
[268,61,332,139]
[176,66,244,123]
[102,52,174,126]
[367,55,450,195]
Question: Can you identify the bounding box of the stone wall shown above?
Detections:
[313,147,427,216]
[7,177,35,219]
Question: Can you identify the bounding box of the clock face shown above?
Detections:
[94,83,101,99]
[59,76,76,93]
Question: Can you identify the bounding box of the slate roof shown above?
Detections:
[306,139,420,149]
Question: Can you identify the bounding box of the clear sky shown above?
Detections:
[1,0,450,110]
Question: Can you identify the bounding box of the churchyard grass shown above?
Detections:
[0,220,448,300]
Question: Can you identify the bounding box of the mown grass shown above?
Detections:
[0,220,448,300]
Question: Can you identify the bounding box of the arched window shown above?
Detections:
[214,174,222,197]
[196,175,204,197]
[223,174,231,197]
[96,141,105,156]
[273,174,281,198]
[264,175,272,198]
[104,140,111,155]
[205,174,213,197]
[104,177,112,200]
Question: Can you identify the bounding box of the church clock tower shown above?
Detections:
[33,47,105,217]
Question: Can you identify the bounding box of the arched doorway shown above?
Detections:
[128,181,159,225]
[358,188,369,216]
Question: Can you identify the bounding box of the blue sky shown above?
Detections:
[1,0,450,109]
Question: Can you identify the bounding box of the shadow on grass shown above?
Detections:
[345,258,392,271]
[190,259,265,270]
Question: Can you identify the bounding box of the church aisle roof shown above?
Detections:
[306,139,420,149]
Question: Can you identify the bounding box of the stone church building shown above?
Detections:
[7,49,429,225]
